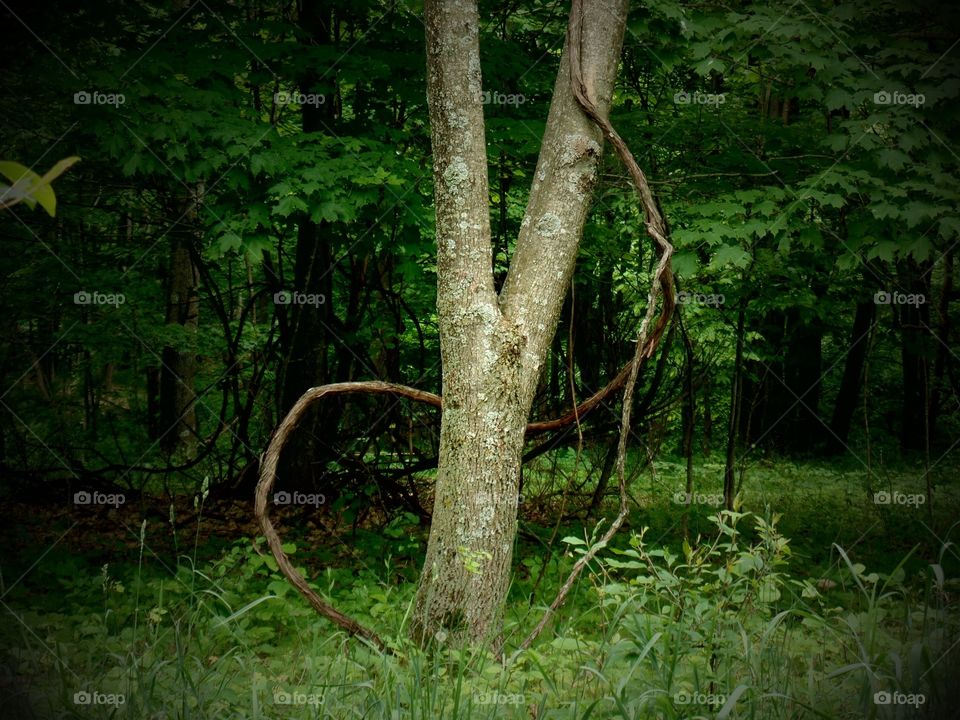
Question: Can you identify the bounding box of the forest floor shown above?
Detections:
[0,455,958,718]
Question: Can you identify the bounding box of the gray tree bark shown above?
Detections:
[412,0,629,648]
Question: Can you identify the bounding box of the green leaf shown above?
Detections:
[693,57,727,76]
[217,234,243,255]
[758,578,781,602]
[797,226,824,249]
[711,245,751,269]
[550,637,582,650]
[906,236,933,261]
[312,200,355,223]
[824,87,850,111]
[876,149,911,171]
[716,684,750,719]
[274,195,309,217]
[939,216,960,239]
[671,251,698,277]
[903,202,936,228]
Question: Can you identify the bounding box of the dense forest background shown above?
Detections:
[1,0,959,717]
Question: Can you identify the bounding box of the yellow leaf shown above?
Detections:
[41,156,81,184]
[0,162,44,211]
[0,157,79,216]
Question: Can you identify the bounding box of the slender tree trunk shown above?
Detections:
[785,309,825,452]
[724,304,745,509]
[899,263,932,451]
[680,311,695,538]
[740,311,785,449]
[412,0,628,648]
[586,432,618,518]
[828,299,875,452]
[929,248,953,434]
[160,186,202,454]
[702,376,713,455]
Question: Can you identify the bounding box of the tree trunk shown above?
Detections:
[679,311,695,538]
[724,304,745,509]
[412,0,628,648]
[929,248,953,434]
[899,263,932,451]
[702,376,713,455]
[740,310,786,450]
[160,186,202,454]
[827,299,875,453]
[785,309,825,452]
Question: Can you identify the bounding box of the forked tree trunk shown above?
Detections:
[412,0,628,647]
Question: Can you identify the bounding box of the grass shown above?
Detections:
[0,455,957,718]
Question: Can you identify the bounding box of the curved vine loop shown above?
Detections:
[255,382,442,652]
